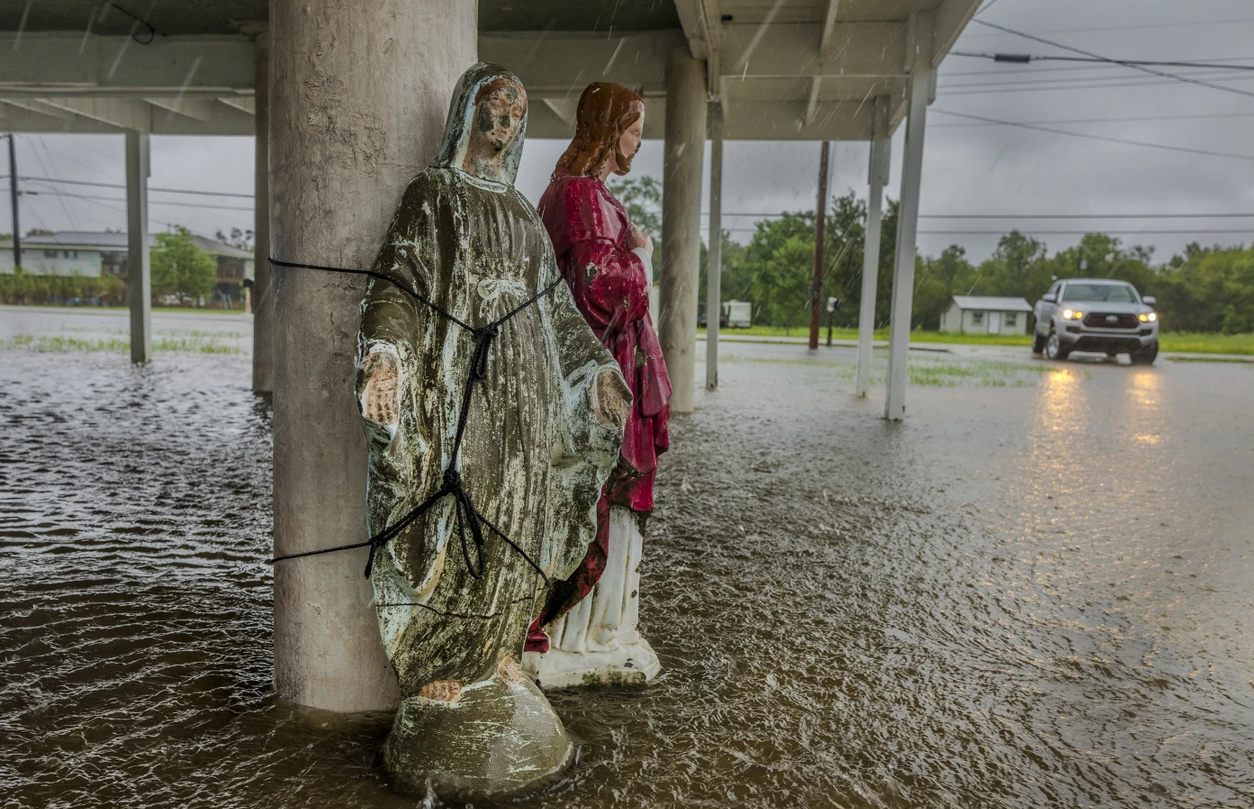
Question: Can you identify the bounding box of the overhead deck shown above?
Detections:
[0,1,979,141]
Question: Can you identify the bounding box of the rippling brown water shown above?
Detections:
[3,316,1253,808]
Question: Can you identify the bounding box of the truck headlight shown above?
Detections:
[1138,312,1157,322]
[1061,309,1084,320]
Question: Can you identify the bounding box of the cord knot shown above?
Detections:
[442,467,462,493]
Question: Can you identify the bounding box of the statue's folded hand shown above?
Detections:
[361,350,401,426]
[592,368,631,429]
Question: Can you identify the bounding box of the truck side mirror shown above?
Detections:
[1042,293,1056,303]
[1142,296,1156,306]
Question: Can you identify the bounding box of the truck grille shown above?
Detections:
[1083,312,1138,329]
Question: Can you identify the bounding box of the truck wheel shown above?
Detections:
[1032,330,1046,354]
[1132,340,1158,365]
[1045,330,1070,361]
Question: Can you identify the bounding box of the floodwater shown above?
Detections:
[3,308,1253,808]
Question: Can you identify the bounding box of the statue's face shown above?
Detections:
[475,85,526,153]
[613,103,645,175]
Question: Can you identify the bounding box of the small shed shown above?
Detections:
[941,296,1033,335]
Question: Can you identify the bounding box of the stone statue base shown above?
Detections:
[523,506,661,688]
[383,657,572,797]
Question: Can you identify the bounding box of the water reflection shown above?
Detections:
[2,337,1252,808]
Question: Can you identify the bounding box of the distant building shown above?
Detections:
[0,230,254,302]
[940,295,1033,335]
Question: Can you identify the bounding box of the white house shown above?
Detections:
[1,231,253,302]
[940,295,1033,335]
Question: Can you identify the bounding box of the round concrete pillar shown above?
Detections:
[659,47,707,414]
[269,0,477,712]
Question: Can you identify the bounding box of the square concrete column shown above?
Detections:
[885,15,934,422]
[855,99,891,398]
[125,130,150,364]
[659,47,707,413]
[250,26,272,394]
[269,0,476,713]
[705,101,723,391]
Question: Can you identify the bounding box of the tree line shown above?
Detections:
[1,226,223,307]
[610,178,1254,334]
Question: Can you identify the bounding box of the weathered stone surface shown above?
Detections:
[383,661,572,797]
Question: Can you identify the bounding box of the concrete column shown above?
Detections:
[251,27,272,393]
[659,47,707,414]
[855,100,891,398]
[269,0,476,713]
[885,17,933,422]
[705,102,723,391]
[125,130,150,364]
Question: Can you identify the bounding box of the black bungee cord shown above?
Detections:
[265,256,562,586]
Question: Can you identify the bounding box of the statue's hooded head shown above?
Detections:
[554,82,645,179]
[435,63,528,186]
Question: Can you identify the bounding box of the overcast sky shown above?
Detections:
[7,0,1254,264]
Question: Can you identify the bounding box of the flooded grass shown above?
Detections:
[2,332,242,354]
[1166,355,1254,364]
[722,352,1067,387]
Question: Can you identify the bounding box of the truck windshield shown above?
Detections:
[1062,283,1137,303]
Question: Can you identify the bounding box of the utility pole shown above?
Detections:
[808,140,830,350]
[6,134,19,269]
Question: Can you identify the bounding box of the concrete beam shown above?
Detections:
[0,101,117,133]
[933,0,984,69]
[722,22,907,79]
[478,31,679,99]
[820,0,841,57]
[0,98,75,121]
[0,33,255,94]
[37,96,151,131]
[673,0,723,96]
[217,96,255,115]
[723,99,877,141]
[145,96,217,122]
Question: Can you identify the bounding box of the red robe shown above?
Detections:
[524,168,671,652]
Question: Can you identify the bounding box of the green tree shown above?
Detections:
[151,226,218,306]
[607,175,662,283]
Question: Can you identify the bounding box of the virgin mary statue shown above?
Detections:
[354,63,629,797]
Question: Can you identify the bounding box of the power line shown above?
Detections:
[16,175,254,199]
[960,17,1254,40]
[971,18,1254,100]
[931,109,1254,162]
[943,54,1254,79]
[949,51,1254,72]
[930,111,1254,128]
[702,211,1254,220]
[917,229,1251,236]
[22,186,254,213]
[940,71,1254,96]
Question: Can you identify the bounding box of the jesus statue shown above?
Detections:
[522,82,672,687]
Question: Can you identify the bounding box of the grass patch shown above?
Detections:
[703,326,1254,355]
[1166,355,1254,364]
[2,333,241,354]
[721,351,1064,388]
[1158,332,1254,355]
[701,325,1033,347]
